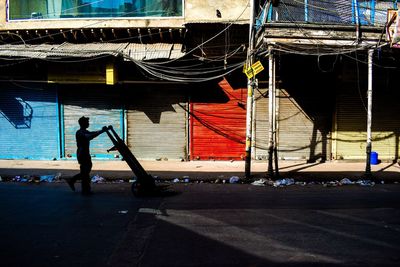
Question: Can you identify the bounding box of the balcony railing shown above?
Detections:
[258,0,398,26]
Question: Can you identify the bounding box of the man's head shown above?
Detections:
[78,116,89,129]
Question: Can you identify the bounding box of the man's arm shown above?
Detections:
[84,128,107,140]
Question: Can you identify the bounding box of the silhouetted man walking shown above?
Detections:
[66,116,106,195]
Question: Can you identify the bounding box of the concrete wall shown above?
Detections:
[0,0,249,30]
[185,0,249,23]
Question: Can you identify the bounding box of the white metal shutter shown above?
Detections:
[254,88,270,160]
[126,88,187,160]
[61,86,122,159]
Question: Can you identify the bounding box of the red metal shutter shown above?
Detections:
[190,79,247,160]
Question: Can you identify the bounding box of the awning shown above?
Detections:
[0,42,184,60]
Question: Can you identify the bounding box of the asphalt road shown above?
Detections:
[1,181,400,267]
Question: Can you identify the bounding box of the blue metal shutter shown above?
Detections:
[0,83,59,159]
[60,86,123,160]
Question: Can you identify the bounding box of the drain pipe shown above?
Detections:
[267,45,275,177]
[365,49,373,178]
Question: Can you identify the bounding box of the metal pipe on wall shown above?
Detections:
[365,49,374,177]
[268,46,274,177]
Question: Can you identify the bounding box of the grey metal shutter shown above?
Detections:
[277,89,328,161]
[254,88,270,160]
[0,83,59,159]
[61,86,122,159]
[126,88,187,160]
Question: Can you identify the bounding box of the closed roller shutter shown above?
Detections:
[254,87,270,160]
[335,85,400,161]
[190,79,247,160]
[335,90,366,160]
[278,89,329,161]
[0,83,59,159]
[61,86,122,159]
[126,87,187,160]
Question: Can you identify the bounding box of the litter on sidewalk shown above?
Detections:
[91,174,106,183]
[229,176,240,184]
[356,180,375,186]
[249,177,380,188]
[273,178,295,187]
[10,173,62,183]
[251,178,270,186]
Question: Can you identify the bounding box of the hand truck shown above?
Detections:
[104,125,156,196]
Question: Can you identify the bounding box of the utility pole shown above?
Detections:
[245,0,255,179]
[267,45,275,177]
[273,49,279,177]
[365,49,373,178]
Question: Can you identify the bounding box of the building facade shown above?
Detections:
[0,0,250,161]
[1,0,399,165]
[253,0,400,163]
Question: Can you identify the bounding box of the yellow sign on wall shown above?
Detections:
[244,61,264,79]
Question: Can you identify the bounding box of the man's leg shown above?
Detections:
[80,162,93,195]
[65,173,80,192]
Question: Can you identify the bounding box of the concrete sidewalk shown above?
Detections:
[0,159,399,181]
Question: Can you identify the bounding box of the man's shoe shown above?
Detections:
[65,178,75,192]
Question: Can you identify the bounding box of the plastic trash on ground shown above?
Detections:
[251,178,268,186]
[273,178,295,187]
[323,181,339,187]
[13,175,29,182]
[40,175,56,182]
[91,174,106,183]
[356,180,375,186]
[340,178,354,185]
[173,178,180,183]
[295,181,307,186]
[229,176,240,184]
[118,210,128,214]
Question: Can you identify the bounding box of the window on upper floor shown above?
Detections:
[7,0,183,20]
[267,0,397,26]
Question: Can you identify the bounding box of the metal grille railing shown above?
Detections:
[263,0,398,26]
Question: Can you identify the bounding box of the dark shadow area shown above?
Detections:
[279,54,337,163]
[123,86,186,123]
[1,179,400,266]
[0,82,57,129]
[0,94,33,128]
[138,184,400,266]
[278,162,312,171]
[58,84,123,110]
[189,81,231,103]
[0,59,47,81]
